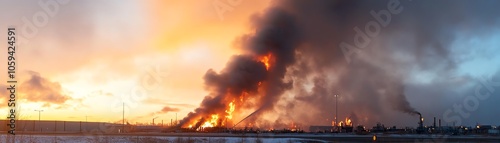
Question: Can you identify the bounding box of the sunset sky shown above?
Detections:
[0,0,271,124]
[1,0,499,128]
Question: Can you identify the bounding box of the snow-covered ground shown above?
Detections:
[0,134,325,143]
[2,133,498,143]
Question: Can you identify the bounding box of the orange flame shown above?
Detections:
[260,53,272,70]
[225,101,235,120]
[190,53,272,129]
[200,114,219,128]
[196,101,236,129]
[335,117,353,126]
[338,117,352,126]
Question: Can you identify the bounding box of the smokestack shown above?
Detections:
[433,117,436,128]
[417,112,423,133]
[439,119,441,128]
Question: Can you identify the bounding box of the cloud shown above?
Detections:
[19,71,71,104]
[132,106,181,120]
[158,106,181,113]
[86,90,114,97]
[143,97,195,108]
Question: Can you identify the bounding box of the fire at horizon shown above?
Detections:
[0,0,499,132]
[184,53,276,130]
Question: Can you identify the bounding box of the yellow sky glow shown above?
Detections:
[0,1,270,124]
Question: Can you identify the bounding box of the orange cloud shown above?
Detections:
[19,71,71,104]
[159,106,180,113]
[143,97,195,108]
[132,106,181,121]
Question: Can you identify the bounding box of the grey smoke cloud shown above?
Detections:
[182,0,500,128]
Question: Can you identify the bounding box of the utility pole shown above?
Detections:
[35,110,43,132]
[122,102,125,133]
[334,94,338,132]
[85,116,91,131]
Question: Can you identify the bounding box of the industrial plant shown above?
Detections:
[4,111,499,136]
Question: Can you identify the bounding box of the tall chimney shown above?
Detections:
[419,114,423,130]
[439,119,441,128]
[433,117,436,128]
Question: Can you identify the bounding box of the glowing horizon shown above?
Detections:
[0,0,270,124]
[1,0,499,130]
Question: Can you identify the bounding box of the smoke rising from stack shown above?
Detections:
[179,0,500,128]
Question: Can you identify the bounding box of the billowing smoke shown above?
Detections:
[179,55,266,127]
[179,8,300,128]
[180,0,500,129]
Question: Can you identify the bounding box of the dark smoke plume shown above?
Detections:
[180,0,500,128]
[179,8,300,128]
[179,55,267,128]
